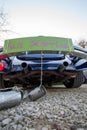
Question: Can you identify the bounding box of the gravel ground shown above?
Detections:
[0,84,87,130]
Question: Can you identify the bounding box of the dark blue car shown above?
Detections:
[0,36,87,89]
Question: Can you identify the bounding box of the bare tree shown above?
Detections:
[78,39,87,48]
[0,7,9,32]
[0,7,13,46]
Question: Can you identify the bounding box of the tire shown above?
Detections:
[0,74,5,88]
[83,70,87,83]
[63,71,84,88]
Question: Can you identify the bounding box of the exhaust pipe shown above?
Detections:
[21,62,31,73]
[0,90,22,110]
[63,61,69,68]
[59,61,68,72]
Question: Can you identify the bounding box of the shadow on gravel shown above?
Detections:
[47,84,87,92]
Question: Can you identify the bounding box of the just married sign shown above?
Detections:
[3,36,74,54]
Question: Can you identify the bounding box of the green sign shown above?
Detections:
[3,36,74,54]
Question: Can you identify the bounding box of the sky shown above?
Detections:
[0,0,87,45]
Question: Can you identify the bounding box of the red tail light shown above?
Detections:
[0,62,4,71]
[0,54,8,60]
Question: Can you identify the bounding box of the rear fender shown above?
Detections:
[75,59,87,70]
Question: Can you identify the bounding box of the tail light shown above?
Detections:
[0,62,4,71]
[0,54,8,60]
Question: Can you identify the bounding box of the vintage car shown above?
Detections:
[0,36,87,89]
[0,36,87,109]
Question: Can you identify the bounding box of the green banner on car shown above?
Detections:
[3,36,74,54]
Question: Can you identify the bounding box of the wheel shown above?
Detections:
[63,71,84,88]
[83,70,87,83]
[0,74,14,89]
[0,74,5,88]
